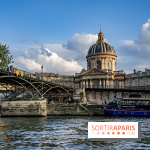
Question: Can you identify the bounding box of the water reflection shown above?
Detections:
[0,116,150,149]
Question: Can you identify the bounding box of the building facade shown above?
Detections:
[73,30,150,105]
[34,72,73,87]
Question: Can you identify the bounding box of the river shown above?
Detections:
[0,116,150,149]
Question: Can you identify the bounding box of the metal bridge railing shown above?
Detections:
[0,66,41,80]
[0,66,74,88]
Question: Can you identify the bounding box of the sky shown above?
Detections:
[0,0,150,74]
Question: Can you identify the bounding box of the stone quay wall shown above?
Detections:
[47,103,104,116]
[0,100,105,117]
[1,98,47,117]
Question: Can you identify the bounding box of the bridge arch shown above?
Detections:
[0,76,42,97]
[43,86,71,96]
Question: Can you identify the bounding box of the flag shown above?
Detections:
[96,63,97,68]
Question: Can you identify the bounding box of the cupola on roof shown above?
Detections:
[87,30,116,56]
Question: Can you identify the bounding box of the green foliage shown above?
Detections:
[0,43,13,68]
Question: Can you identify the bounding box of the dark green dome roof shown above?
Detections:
[87,30,116,56]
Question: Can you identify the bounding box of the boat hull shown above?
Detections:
[105,109,150,116]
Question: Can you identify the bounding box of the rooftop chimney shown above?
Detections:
[145,68,149,72]
[134,69,137,74]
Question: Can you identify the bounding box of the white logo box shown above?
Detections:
[88,122,138,139]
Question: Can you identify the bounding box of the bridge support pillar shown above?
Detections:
[1,98,47,117]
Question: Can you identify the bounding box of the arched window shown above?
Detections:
[108,61,112,70]
[97,60,101,70]
[88,62,91,70]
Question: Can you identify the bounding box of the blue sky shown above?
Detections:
[1,0,150,74]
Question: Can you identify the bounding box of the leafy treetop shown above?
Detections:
[0,43,13,68]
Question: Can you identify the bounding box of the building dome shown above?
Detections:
[87,30,116,56]
[86,29,117,71]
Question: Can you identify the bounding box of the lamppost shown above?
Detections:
[0,59,2,69]
[41,65,43,98]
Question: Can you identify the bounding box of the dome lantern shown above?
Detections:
[98,30,105,43]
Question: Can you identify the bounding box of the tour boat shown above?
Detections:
[105,98,150,116]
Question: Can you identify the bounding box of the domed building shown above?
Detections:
[73,29,150,105]
[87,30,117,71]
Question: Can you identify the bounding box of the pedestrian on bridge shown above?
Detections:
[10,65,13,73]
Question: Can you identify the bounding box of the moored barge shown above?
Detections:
[105,98,150,116]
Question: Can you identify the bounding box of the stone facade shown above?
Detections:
[73,29,150,105]
[87,54,117,71]
[35,72,74,88]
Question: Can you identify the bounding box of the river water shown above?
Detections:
[0,116,150,150]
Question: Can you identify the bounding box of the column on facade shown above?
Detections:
[82,80,85,88]
[106,79,109,88]
[85,80,87,88]
[91,59,95,69]
[112,58,114,71]
[90,79,93,88]
[109,79,114,88]
[99,79,101,88]
[105,58,107,70]
[103,58,106,70]
[119,81,122,88]
[102,58,104,70]
[95,59,97,68]
[103,79,105,88]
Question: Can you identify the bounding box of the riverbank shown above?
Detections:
[47,103,104,116]
[0,99,105,117]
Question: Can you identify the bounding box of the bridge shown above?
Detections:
[1,67,102,117]
[0,68,73,101]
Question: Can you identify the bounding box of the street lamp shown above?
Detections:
[41,65,43,98]
[41,65,43,80]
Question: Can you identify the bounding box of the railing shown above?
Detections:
[0,66,74,88]
[85,85,150,90]
[0,65,41,80]
[79,103,93,115]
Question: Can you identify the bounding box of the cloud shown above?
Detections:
[15,56,41,71]
[63,33,97,56]
[9,33,98,74]
[118,19,150,73]
[139,19,150,43]
[13,45,83,74]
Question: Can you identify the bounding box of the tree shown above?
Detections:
[0,43,13,69]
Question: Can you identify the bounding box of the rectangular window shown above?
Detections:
[79,82,81,88]
[143,78,147,86]
[115,80,118,85]
[128,80,132,86]
[136,79,140,86]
